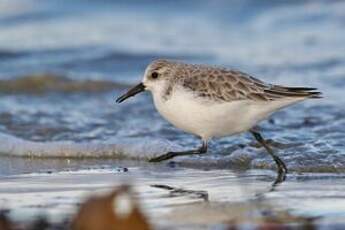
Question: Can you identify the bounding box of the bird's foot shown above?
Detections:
[149,152,176,162]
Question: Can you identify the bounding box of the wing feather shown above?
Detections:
[181,65,321,102]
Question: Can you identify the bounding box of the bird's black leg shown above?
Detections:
[250,130,287,184]
[149,140,207,162]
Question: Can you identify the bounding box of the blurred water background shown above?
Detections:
[0,0,345,172]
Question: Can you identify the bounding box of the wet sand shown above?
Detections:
[0,158,345,229]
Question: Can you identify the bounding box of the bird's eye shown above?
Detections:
[151,72,159,79]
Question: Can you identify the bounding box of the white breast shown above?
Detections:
[151,86,302,141]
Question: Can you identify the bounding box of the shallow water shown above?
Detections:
[0,0,345,228]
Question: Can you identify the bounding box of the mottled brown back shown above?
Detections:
[154,60,321,102]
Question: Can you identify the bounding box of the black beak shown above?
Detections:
[116,83,146,103]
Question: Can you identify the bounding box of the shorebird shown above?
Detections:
[116,59,321,182]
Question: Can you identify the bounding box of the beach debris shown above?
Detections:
[71,185,151,230]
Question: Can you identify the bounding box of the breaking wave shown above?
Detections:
[1,131,345,173]
[0,132,179,160]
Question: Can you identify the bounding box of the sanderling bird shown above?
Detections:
[116,59,321,182]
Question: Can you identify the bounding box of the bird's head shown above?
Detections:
[116,59,174,103]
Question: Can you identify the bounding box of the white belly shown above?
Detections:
[152,88,300,140]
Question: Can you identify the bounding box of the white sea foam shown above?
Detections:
[0,132,181,159]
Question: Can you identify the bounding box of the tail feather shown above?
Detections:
[265,85,322,99]
[282,87,318,91]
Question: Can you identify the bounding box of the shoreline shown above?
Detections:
[0,162,345,229]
